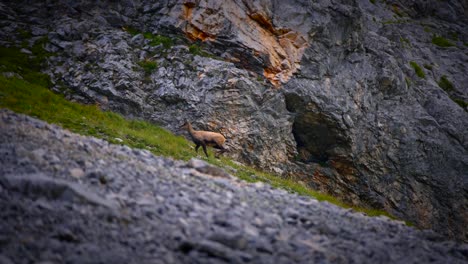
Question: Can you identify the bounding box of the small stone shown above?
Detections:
[20,48,32,54]
[131,34,145,45]
[69,168,85,178]
[195,239,234,260]
[52,228,79,243]
[0,255,15,264]
[208,231,247,250]
[2,72,23,79]
[254,182,264,188]
[187,158,232,179]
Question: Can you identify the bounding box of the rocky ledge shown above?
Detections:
[0,109,467,263]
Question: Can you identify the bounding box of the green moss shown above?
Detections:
[123,26,174,49]
[137,59,158,74]
[436,76,467,111]
[0,39,52,87]
[449,31,459,41]
[143,32,173,48]
[189,43,213,58]
[423,64,433,70]
[188,44,201,54]
[409,61,425,78]
[400,37,411,48]
[405,76,412,87]
[187,43,224,61]
[423,26,431,33]
[432,36,455,47]
[122,26,140,36]
[18,28,32,39]
[370,0,376,4]
[391,4,405,17]
[453,99,468,109]
[438,75,454,92]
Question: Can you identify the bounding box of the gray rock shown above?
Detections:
[20,48,32,54]
[69,168,84,178]
[131,33,145,46]
[0,255,14,264]
[187,158,233,179]
[2,72,23,79]
[0,173,118,209]
[1,0,468,243]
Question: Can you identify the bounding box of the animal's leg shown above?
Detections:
[202,144,209,157]
[195,144,200,153]
[214,145,226,159]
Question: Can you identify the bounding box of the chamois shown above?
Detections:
[180,121,227,158]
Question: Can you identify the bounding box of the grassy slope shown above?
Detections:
[0,42,402,221]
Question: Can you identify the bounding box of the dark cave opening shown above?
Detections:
[291,112,335,164]
[285,93,346,165]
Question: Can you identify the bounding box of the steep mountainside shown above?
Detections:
[1,109,467,263]
[0,0,467,241]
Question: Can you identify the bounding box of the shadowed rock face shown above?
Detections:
[1,0,467,241]
[279,0,468,241]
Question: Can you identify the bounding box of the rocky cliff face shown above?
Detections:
[1,0,467,241]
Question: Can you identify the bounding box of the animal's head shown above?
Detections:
[179,120,191,130]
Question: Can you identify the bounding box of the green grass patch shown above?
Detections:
[448,31,458,41]
[436,76,467,111]
[0,76,197,160]
[18,28,32,39]
[188,43,218,59]
[143,33,173,48]
[405,76,412,88]
[400,37,411,48]
[369,0,376,4]
[123,26,174,49]
[409,61,425,78]
[423,64,433,70]
[391,4,405,17]
[188,44,203,55]
[122,26,140,36]
[0,40,52,87]
[431,36,455,47]
[0,44,405,223]
[137,59,158,74]
[438,75,454,92]
[453,99,468,109]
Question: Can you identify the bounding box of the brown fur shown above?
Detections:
[180,121,227,158]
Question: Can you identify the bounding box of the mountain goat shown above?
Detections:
[180,121,227,158]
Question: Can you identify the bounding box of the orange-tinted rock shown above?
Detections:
[173,0,308,86]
